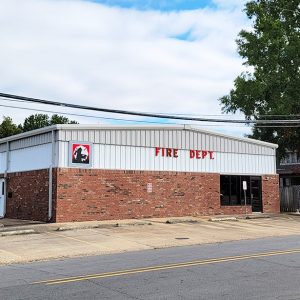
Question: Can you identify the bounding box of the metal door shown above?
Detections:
[0,179,5,218]
[251,177,262,212]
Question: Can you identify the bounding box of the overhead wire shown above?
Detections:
[1,103,300,128]
[1,95,300,119]
[0,103,247,127]
[0,92,300,125]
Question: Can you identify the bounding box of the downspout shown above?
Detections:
[3,141,9,216]
[4,141,9,178]
[48,130,55,222]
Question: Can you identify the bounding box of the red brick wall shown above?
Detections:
[6,169,49,222]
[54,168,255,222]
[4,168,279,222]
[262,175,280,213]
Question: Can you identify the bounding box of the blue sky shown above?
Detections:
[89,0,215,11]
[0,0,249,136]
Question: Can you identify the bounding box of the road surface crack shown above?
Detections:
[89,279,143,300]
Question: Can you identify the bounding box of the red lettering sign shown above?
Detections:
[190,150,195,158]
[155,147,160,156]
[155,147,214,160]
[173,149,178,158]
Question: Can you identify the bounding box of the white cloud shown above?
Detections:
[212,0,247,9]
[0,0,250,136]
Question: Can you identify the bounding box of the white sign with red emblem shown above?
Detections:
[69,141,93,167]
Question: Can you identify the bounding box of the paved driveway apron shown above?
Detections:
[0,215,300,264]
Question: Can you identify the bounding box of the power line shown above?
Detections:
[2,96,300,119]
[1,92,300,125]
[0,104,171,125]
[0,103,245,127]
[2,103,300,128]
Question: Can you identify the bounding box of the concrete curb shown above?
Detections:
[209,214,272,222]
[289,213,300,216]
[0,229,35,237]
[0,214,274,237]
[165,219,200,224]
[209,217,238,222]
[0,221,153,237]
[243,215,271,220]
[54,221,152,232]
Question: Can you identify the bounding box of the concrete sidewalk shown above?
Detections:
[0,213,273,235]
[0,217,154,236]
[0,214,300,265]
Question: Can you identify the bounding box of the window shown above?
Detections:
[220,175,253,206]
[281,152,300,165]
[220,175,230,205]
[291,177,300,186]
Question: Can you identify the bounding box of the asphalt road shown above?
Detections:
[1,235,300,300]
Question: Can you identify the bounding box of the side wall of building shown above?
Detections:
[262,175,280,213]
[0,128,279,222]
[54,168,252,222]
[5,169,50,221]
[3,169,279,223]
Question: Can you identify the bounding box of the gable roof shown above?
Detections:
[0,124,278,149]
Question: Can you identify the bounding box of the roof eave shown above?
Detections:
[0,124,278,149]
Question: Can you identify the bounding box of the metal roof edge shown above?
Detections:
[53,124,186,130]
[188,126,278,149]
[0,125,59,144]
[0,124,278,149]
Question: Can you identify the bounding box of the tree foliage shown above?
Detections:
[50,114,78,126]
[219,0,300,159]
[22,114,50,132]
[0,114,78,138]
[0,117,22,139]
[22,114,78,132]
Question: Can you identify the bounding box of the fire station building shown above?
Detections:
[0,124,279,222]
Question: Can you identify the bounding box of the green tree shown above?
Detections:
[50,114,78,125]
[219,0,300,159]
[0,117,22,139]
[22,114,50,132]
[22,114,78,132]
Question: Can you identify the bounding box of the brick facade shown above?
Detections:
[5,169,49,222]
[3,168,279,222]
[262,175,280,213]
[54,168,254,222]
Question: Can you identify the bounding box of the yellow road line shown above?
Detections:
[33,248,300,285]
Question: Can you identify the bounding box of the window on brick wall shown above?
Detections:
[220,175,253,206]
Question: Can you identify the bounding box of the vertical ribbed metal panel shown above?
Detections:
[58,141,276,175]
[55,128,277,175]
[9,132,52,151]
[0,143,7,153]
[0,152,6,173]
[56,128,276,155]
[9,144,52,172]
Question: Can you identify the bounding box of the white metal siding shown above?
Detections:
[0,127,277,175]
[0,152,6,173]
[8,144,52,173]
[58,141,276,175]
[57,129,275,155]
[8,132,52,151]
[0,143,7,153]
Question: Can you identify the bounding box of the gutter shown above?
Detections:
[48,130,55,222]
[2,141,9,217]
[4,142,9,179]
